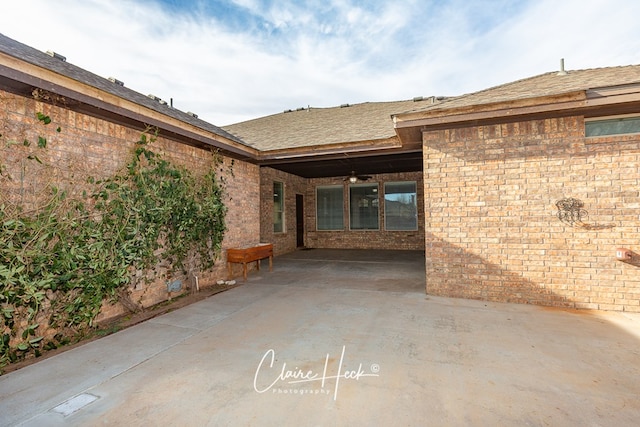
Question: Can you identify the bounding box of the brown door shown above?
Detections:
[296,194,304,247]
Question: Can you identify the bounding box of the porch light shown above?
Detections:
[349,176,358,184]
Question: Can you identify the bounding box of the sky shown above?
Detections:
[3,0,640,126]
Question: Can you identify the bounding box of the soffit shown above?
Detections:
[261,151,424,179]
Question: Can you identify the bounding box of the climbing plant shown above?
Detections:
[0,116,228,373]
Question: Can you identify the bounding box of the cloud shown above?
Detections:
[458,0,640,88]
[3,0,640,125]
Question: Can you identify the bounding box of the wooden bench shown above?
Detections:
[227,243,273,280]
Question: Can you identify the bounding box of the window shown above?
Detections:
[384,181,417,231]
[273,182,284,233]
[585,115,640,137]
[349,183,379,230]
[316,185,343,230]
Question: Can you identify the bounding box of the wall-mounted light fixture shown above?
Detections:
[349,176,358,184]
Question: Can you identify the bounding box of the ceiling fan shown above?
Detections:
[344,170,372,183]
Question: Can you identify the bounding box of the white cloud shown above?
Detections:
[457,0,640,89]
[2,0,640,125]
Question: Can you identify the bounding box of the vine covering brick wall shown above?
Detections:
[1,90,260,322]
[423,116,640,311]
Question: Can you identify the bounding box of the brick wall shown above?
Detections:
[1,90,260,322]
[218,158,261,283]
[260,167,307,255]
[423,116,640,312]
[259,168,425,252]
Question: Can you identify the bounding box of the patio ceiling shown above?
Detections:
[258,149,424,179]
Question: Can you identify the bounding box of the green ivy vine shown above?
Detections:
[0,117,228,373]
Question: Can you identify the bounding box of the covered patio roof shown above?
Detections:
[223,99,447,178]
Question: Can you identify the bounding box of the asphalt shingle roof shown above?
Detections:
[400,65,640,117]
[222,99,442,151]
[226,65,640,151]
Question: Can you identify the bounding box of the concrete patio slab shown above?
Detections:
[1,249,639,426]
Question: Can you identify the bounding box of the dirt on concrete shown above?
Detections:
[2,283,239,375]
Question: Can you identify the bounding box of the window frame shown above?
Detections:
[315,185,345,231]
[383,181,418,231]
[273,181,284,233]
[348,183,380,231]
[585,114,640,138]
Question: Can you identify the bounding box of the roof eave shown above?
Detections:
[393,87,640,144]
[0,52,259,161]
[258,136,405,162]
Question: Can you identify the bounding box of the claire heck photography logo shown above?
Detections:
[253,345,380,401]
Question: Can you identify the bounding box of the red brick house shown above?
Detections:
[225,66,640,312]
[1,32,639,315]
